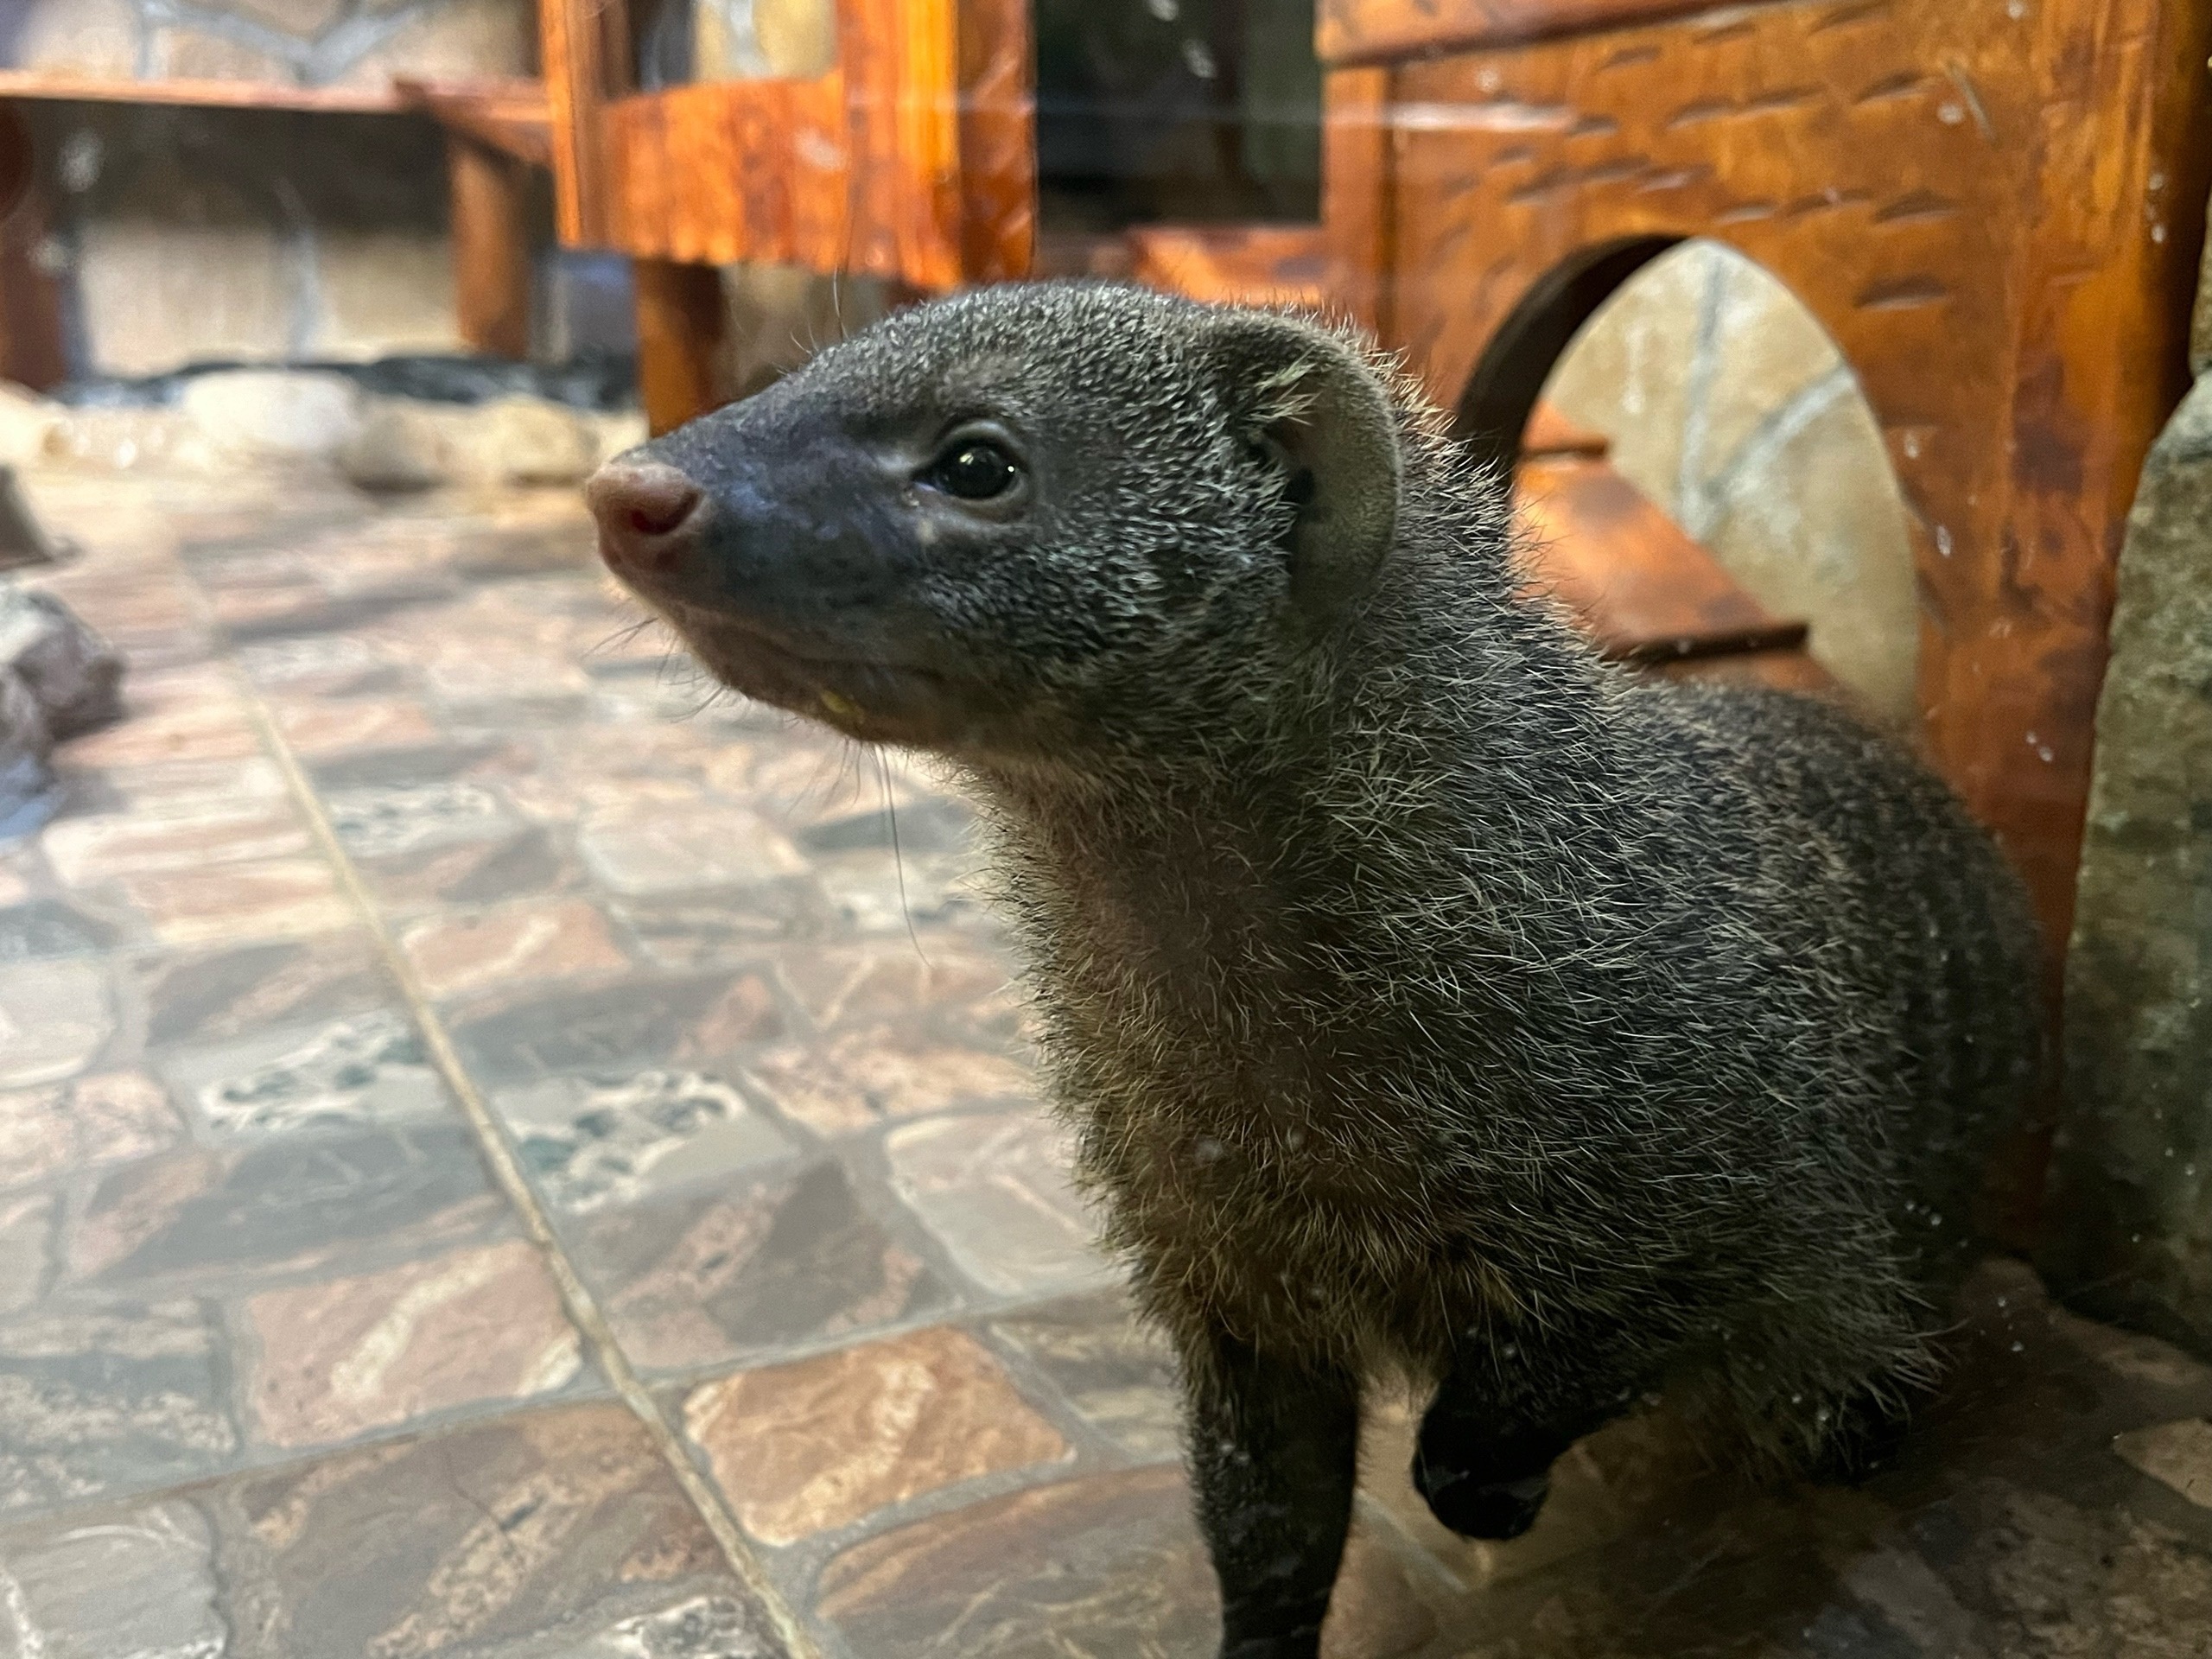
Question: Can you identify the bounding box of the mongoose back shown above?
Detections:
[585,283,2044,1659]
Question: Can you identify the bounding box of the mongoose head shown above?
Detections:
[585,282,1406,762]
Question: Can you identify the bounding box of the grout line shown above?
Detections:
[226,675,827,1659]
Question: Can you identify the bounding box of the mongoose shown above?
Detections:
[585,283,2044,1659]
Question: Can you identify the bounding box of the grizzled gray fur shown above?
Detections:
[586,282,2044,1659]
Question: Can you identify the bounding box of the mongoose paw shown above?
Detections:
[1218,1626,1323,1659]
[1808,1396,1913,1487]
[1413,1460,1552,1540]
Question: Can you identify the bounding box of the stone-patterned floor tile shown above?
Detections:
[497,1069,792,1215]
[813,845,995,938]
[0,959,117,1089]
[305,739,538,795]
[63,1124,511,1293]
[0,898,119,963]
[573,1160,952,1376]
[234,632,404,697]
[49,668,264,769]
[132,931,398,1050]
[321,779,522,861]
[40,800,315,887]
[241,1238,587,1450]
[0,1191,54,1314]
[881,1109,1116,1300]
[114,855,353,945]
[352,824,583,911]
[0,1498,228,1655]
[683,1324,1071,1546]
[741,1027,1033,1138]
[0,1402,794,1659]
[772,942,1016,1033]
[270,694,444,757]
[611,881,833,969]
[0,1072,183,1192]
[400,898,632,1000]
[813,1465,1436,1659]
[575,801,810,897]
[989,1291,1184,1460]
[446,968,785,1088]
[54,753,289,815]
[0,1299,241,1514]
[160,1008,452,1139]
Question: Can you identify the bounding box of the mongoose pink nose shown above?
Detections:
[587,461,705,575]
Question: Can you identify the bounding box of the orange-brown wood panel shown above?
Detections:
[1335,0,2212,970]
[539,0,618,245]
[1319,0,1728,65]
[1320,65,1393,334]
[588,0,963,289]
[1124,225,1330,308]
[634,257,729,435]
[0,104,63,392]
[957,0,1036,283]
[447,134,532,359]
[1514,457,1810,664]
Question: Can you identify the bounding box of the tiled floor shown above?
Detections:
[1,468,2209,1658]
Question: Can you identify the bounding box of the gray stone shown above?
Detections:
[0,588,124,740]
[2044,372,2212,1358]
[0,1302,238,1513]
[0,961,112,1090]
[0,1498,227,1657]
[0,671,50,835]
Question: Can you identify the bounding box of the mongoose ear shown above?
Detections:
[1207,311,1402,624]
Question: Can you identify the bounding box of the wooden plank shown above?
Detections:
[1521,402,1610,458]
[395,77,551,168]
[1318,0,1736,67]
[0,105,66,392]
[447,133,532,359]
[1320,65,1393,334]
[0,67,402,111]
[634,258,728,435]
[957,0,1035,283]
[0,67,543,117]
[540,0,613,245]
[1125,225,1329,308]
[1513,456,1810,663]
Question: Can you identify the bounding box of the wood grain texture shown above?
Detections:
[634,257,730,435]
[957,0,1035,283]
[447,134,532,359]
[1515,456,1809,663]
[1321,66,1393,333]
[1319,0,1732,66]
[539,0,613,245]
[1339,0,2212,966]
[1124,225,1330,308]
[590,0,964,289]
[0,104,64,392]
[396,78,552,168]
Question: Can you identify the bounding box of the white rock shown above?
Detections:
[0,383,59,468]
[180,369,364,463]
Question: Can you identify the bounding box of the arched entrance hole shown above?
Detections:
[1465,239,1921,729]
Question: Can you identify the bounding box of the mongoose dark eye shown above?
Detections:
[925,440,1020,501]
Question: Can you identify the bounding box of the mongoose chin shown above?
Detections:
[588,281,2044,1659]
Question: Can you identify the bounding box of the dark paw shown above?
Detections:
[1219,1622,1324,1659]
[1413,1458,1552,1540]
[1809,1401,1912,1487]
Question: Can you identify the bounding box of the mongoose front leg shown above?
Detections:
[1184,1332,1361,1659]
[1413,1346,1642,1541]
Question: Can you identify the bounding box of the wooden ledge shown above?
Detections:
[0,69,544,122]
